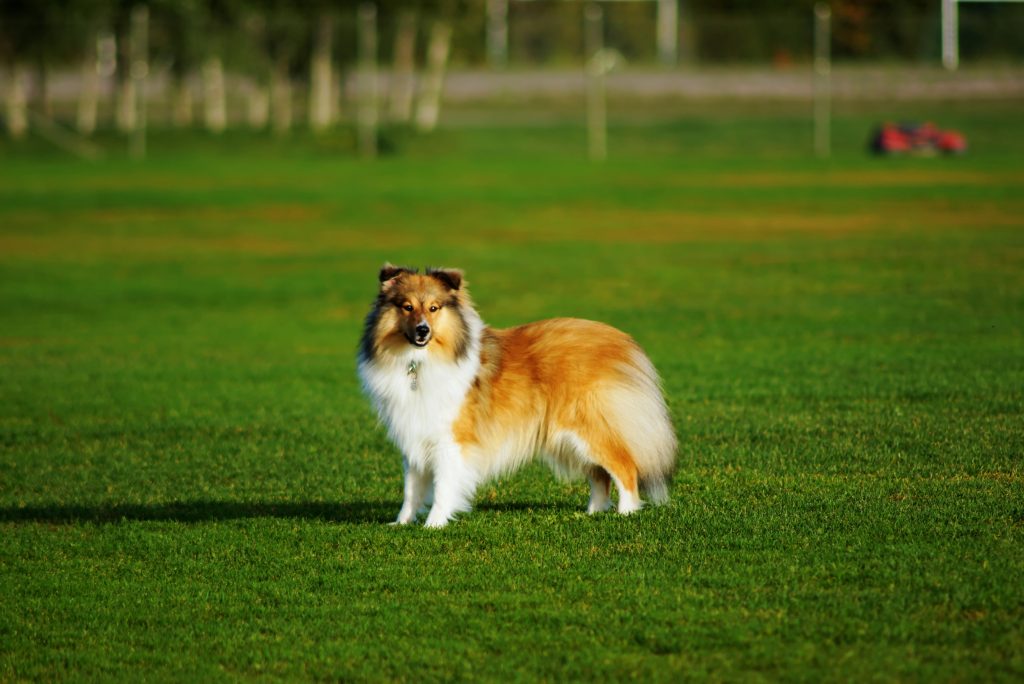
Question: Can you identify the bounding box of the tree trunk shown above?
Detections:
[246,80,269,130]
[309,14,334,132]
[415,22,452,133]
[202,57,226,133]
[389,10,416,124]
[37,64,54,120]
[172,75,193,128]
[115,74,136,132]
[115,26,135,133]
[5,64,29,139]
[77,50,100,135]
[270,62,292,135]
[357,3,378,157]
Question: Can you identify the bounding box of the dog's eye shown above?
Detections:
[403,304,414,312]
[429,305,439,312]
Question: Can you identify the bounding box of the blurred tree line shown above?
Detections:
[0,1,481,136]
[507,0,1024,63]
[688,0,1024,62]
[0,1,482,78]
[1,0,1020,137]
[3,0,1022,76]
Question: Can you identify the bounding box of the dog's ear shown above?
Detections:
[427,267,463,292]
[379,263,415,290]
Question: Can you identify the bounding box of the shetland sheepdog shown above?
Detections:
[358,264,677,528]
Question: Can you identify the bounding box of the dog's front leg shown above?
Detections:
[394,457,432,525]
[424,445,478,528]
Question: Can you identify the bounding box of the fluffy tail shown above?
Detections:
[605,348,678,504]
[640,474,672,506]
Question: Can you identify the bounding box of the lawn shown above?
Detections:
[1,101,1023,681]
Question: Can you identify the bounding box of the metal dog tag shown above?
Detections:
[407,360,419,391]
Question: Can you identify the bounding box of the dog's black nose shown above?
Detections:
[415,324,430,337]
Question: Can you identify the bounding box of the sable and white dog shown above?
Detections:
[357,264,677,528]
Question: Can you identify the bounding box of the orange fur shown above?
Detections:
[453,320,648,491]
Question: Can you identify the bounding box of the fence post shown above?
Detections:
[130,5,149,158]
[942,0,959,70]
[657,0,678,66]
[487,0,509,69]
[585,3,606,162]
[813,2,831,159]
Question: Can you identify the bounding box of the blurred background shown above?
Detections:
[1,0,1022,148]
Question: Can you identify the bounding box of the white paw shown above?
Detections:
[392,511,415,525]
[423,515,451,528]
[617,498,644,515]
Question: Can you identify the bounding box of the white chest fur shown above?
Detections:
[358,336,481,470]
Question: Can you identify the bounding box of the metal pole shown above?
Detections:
[487,0,509,69]
[130,5,149,159]
[942,0,959,70]
[657,0,678,66]
[813,2,831,159]
[585,4,606,162]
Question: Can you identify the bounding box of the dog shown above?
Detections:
[357,264,677,528]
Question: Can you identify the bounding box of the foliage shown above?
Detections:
[1,0,1023,71]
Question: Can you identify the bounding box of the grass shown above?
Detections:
[1,100,1023,681]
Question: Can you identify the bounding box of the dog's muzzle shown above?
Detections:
[412,323,431,347]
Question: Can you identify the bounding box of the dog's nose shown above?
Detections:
[415,324,430,337]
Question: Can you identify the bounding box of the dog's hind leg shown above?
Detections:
[562,424,642,515]
[607,463,643,514]
[587,466,613,514]
[588,434,643,515]
[394,457,432,525]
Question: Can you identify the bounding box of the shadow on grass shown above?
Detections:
[0,500,580,526]
[476,501,577,514]
[0,500,397,525]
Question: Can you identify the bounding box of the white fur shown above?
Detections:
[358,308,485,527]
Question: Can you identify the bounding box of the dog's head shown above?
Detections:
[364,263,468,358]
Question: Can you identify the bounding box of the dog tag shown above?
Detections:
[407,360,419,391]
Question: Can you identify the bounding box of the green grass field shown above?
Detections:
[2,101,1023,681]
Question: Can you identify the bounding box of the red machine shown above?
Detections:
[871,122,967,155]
